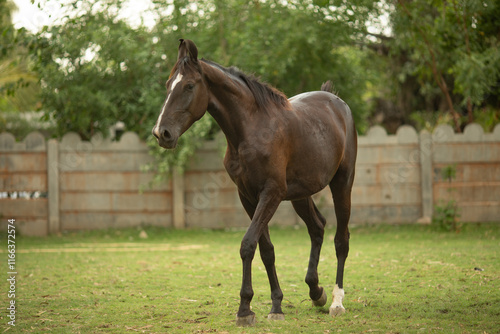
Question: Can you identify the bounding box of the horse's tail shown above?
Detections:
[321,80,336,95]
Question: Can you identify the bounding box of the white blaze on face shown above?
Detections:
[153,73,184,137]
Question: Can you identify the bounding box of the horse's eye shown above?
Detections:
[186,83,195,90]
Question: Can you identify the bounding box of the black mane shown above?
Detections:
[201,59,290,112]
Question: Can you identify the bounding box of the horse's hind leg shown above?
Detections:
[292,198,328,307]
[329,166,355,316]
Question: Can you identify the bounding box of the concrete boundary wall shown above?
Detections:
[0,132,48,236]
[431,124,500,222]
[1,131,173,236]
[56,132,173,232]
[1,123,499,236]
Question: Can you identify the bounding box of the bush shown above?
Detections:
[433,199,461,232]
[432,165,461,232]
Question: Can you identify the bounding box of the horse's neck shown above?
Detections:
[202,62,254,149]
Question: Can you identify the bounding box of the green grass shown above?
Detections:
[1,223,499,333]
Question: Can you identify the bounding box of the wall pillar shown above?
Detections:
[419,130,433,223]
[172,167,185,229]
[47,139,60,234]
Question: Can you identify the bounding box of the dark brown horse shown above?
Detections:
[152,39,357,326]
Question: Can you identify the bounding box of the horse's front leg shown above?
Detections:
[236,188,283,326]
[259,227,284,320]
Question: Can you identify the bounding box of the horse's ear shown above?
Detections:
[178,39,198,63]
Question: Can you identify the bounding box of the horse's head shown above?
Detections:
[152,39,209,149]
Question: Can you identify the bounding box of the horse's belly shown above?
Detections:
[284,182,326,200]
[284,159,338,200]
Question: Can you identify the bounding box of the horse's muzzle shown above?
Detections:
[152,127,178,149]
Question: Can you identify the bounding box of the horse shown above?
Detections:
[152,39,357,326]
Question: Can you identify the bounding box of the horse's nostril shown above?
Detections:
[162,129,172,140]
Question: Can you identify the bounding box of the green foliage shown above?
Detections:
[32,4,168,140]
[409,110,455,132]
[441,164,457,183]
[0,0,40,113]
[390,0,500,125]
[0,111,55,139]
[453,46,500,108]
[410,107,500,133]
[433,165,461,232]
[474,107,500,132]
[433,199,461,232]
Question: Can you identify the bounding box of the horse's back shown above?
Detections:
[288,90,354,148]
[289,91,353,129]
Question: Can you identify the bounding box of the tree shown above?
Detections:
[33,7,166,139]
[387,0,500,132]
[0,0,40,113]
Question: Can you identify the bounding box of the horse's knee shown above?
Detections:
[240,239,258,261]
[313,233,324,247]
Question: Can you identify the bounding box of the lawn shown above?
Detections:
[1,223,499,333]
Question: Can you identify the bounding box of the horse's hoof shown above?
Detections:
[236,313,256,326]
[312,288,327,307]
[329,305,346,317]
[267,313,285,321]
